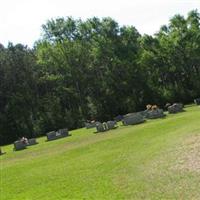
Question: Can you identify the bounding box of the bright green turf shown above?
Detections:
[1,105,200,200]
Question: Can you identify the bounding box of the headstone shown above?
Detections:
[146,109,165,119]
[96,121,118,133]
[96,123,106,132]
[57,128,68,137]
[14,141,26,151]
[46,131,56,141]
[27,138,38,146]
[168,103,183,114]
[194,98,200,105]
[47,129,69,141]
[107,121,117,129]
[122,113,145,125]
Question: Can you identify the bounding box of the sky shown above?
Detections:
[0,0,200,47]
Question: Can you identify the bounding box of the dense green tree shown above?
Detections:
[0,44,37,144]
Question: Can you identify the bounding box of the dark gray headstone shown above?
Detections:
[194,98,200,105]
[146,109,165,119]
[96,122,109,132]
[14,141,26,151]
[46,131,56,141]
[57,128,68,137]
[96,121,118,133]
[27,138,38,146]
[107,121,117,129]
[122,113,145,125]
[168,103,183,114]
[47,129,69,141]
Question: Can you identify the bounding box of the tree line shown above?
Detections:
[0,10,200,145]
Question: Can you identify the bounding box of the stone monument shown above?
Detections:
[122,113,145,125]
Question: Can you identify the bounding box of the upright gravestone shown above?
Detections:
[46,131,57,141]
[96,121,118,133]
[168,103,183,114]
[46,129,69,141]
[107,121,117,129]
[146,109,165,119]
[13,141,27,151]
[57,128,68,137]
[194,98,200,105]
[27,138,38,146]
[96,123,106,132]
[122,113,145,125]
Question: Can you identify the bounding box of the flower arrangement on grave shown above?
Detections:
[146,104,152,110]
[151,105,158,110]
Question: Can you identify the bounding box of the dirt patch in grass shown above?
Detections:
[173,133,200,172]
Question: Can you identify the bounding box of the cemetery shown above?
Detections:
[1,104,200,200]
[5,102,187,153]
[0,3,200,199]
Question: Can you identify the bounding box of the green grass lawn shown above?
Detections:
[1,105,200,200]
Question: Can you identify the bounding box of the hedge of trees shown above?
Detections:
[0,10,200,145]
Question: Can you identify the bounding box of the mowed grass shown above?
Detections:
[1,105,200,200]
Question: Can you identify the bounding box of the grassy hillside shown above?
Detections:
[1,105,200,200]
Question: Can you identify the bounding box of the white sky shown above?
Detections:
[0,0,199,47]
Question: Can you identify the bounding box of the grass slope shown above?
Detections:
[1,105,200,200]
